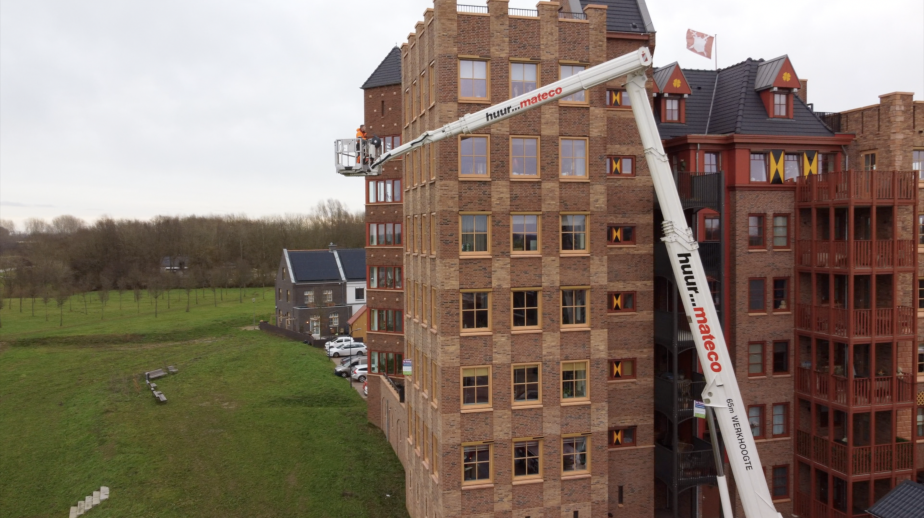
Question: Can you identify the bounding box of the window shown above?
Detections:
[382,135,401,152]
[562,435,589,473]
[561,289,588,327]
[309,316,320,335]
[512,290,540,329]
[369,266,402,289]
[609,359,635,380]
[559,65,586,102]
[704,152,718,174]
[421,71,428,110]
[772,341,790,374]
[305,291,315,304]
[510,62,537,97]
[608,292,636,313]
[607,225,635,245]
[918,215,924,245]
[773,278,789,312]
[819,152,837,173]
[606,89,630,108]
[750,153,768,182]
[749,215,765,248]
[749,279,766,312]
[748,405,765,439]
[368,223,402,246]
[664,98,680,122]
[513,440,541,479]
[511,214,539,253]
[749,342,765,376]
[773,93,788,117]
[461,366,491,407]
[460,136,488,176]
[430,212,437,253]
[607,156,634,177]
[369,351,403,375]
[913,149,923,180]
[772,403,789,437]
[460,214,490,254]
[369,309,403,333]
[431,287,437,330]
[461,291,490,331]
[917,408,924,437]
[429,62,436,107]
[277,288,281,300]
[422,215,428,255]
[561,215,588,252]
[462,444,492,484]
[560,138,587,177]
[323,290,333,303]
[917,344,923,374]
[608,427,636,448]
[511,137,538,177]
[285,290,290,302]
[784,154,800,181]
[772,466,789,499]
[863,153,876,171]
[330,313,340,329]
[354,288,364,301]
[561,361,589,400]
[704,216,720,241]
[919,279,924,309]
[459,60,487,99]
[773,215,789,249]
[512,364,541,405]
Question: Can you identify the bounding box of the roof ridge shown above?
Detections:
[361,47,402,90]
[733,59,754,134]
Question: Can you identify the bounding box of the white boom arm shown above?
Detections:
[361,47,781,518]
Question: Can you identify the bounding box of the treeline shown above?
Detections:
[0,200,365,318]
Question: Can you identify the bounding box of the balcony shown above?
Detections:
[674,171,723,212]
[654,439,717,490]
[795,430,914,475]
[795,367,915,406]
[795,240,915,269]
[653,310,695,352]
[655,373,705,420]
[794,304,914,338]
[796,170,916,204]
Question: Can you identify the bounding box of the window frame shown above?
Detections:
[561,360,590,402]
[561,287,590,328]
[748,404,766,439]
[561,434,591,475]
[367,179,403,204]
[559,137,589,179]
[772,403,790,437]
[748,341,766,377]
[607,156,635,177]
[703,215,720,242]
[511,213,541,255]
[367,222,403,247]
[607,225,636,246]
[429,62,436,109]
[772,277,790,312]
[608,426,637,448]
[460,365,492,410]
[772,214,790,249]
[461,442,493,485]
[608,359,636,380]
[459,213,491,256]
[510,135,540,179]
[369,309,404,333]
[560,214,589,254]
[863,152,877,171]
[509,61,539,98]
[703,152,719,174]
[664,97,681,122]
[771,465,790,500]
[772,93,789,118]
[430,211,437,255]
[558,64,588,104]
[748,214,766,249]
[605,89,631,109]
[772,340,790,374]
[511,362,542,407]
[511,288,542,331]
[458,59,490,102]
[607,291,637,313]
[460,289,492,333]
[458,135,490,178]
[512,438,543,480]
[750,153,768,182]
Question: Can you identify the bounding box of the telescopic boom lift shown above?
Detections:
[335,47,783,518]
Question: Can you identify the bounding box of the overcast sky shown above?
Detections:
[1,0,922,230]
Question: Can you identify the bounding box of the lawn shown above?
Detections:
[0,289,408,518]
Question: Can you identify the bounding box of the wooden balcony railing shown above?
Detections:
[795,367,915,406]
[797,170,916,204]
[797,430,914,476]
[793,304,914,337]
[795,239,915,270]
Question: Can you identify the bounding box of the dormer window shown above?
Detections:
[773,93,788,117]
[665,99,680,121]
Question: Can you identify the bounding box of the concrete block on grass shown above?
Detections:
[69,506,77,518]
[92,491,100,505]
[84,496,92,510]
[100,486,109,500]
[76,501,84,515]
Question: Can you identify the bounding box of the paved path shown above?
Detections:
[329,356,367,399]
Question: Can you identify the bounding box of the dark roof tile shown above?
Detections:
[336,248,366,281]
[579,0,653,33]
[361,47,402,90]
[867,481,924,518]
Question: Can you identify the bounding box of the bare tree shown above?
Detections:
[235,260,251,303]
[147,272,164,317]
[117,276,128,312]
[55,282,72,327]
[98,273,112,320]
[0,219,15,234]
[51,215,86,234]
[23,218,51,235]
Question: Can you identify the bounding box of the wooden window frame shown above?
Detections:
[558,64,588,104]
[663,97,682,122]
[406,216,411,252]
[772,340,790,374]
[605,89,631,109]
[367,179,402,204]
[561,434,591,475]
[429,62,436,109]
[420,71,428,116]
[748,404,766,439]
[367,222,403,247]
[404,87,411,126]
[511,363,542,407]
[460,365,492,410]
[458,59,490,102]
[369,309,404,334]
[607,291,636,313]
[608,359,636,380]
[748,341,766,377]
[305,291,314,304]
[607,225,636,246]
[608,426,637,448]
[559,137,589,180]
[703,215,720,242]
[863,152,878,171]
[460,290,492,333]
[461,442,493,485]
[431,287,438,330]
[772,214,790,250]
[703,152,719,174]
[772,277,790,312]
[750,153,768,183]
[607,156,635,177]
[561,287,590,328]
[430,358,438,403]
[459,213,491,257]
[560,213,589,255]
[430,142,437,180]
[748,214,766,249]
[772,93,789,118]
[509,61,539,98]
[772,403,790,437]
[414,215,420,254]
[430,211,437,255]
[510,135,540,179]
[422,214,428,255]
[368,266,403,290]
[561,360,590,402]
[458,135,490,178]
[382,135,402,154]
[512,438,543,480]
[511,213,541,255]
[771,465,790,500]
[511,288,542,331]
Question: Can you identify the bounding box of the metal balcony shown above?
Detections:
[654,439,717,491]
[654,373,706,420]
[674,171,723,212]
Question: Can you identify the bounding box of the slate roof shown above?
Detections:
[754,55,799,90]
[655,58,834,140]
[361,47,402,89]
[579,0,653,33]
[867,481,924,518]
[652,62,678,93]
[284,249,366,283]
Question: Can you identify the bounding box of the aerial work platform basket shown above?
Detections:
[334,137,383,177]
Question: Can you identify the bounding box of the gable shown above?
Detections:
[755,55,801,91]
[653,63,692,95]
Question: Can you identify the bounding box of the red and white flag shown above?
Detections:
[686,29,714,59]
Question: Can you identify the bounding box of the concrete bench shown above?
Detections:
[146,369,167,381]
[167,366,178,374]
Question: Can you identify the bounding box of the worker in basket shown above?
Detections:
[354,124,381,167]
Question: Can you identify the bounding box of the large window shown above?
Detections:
[750,153,768,182]
[368,223,402,246]
[749,278,766,313]
[863,153,876,171]
[559,65,586,102]
[773,215,789,249]
[368,179,402,203]
[562,435,589,473]
[561,215,588,252]
[512,290,540,329]
[511,137,538,177]
[513,440,541,479]
[772,403,789,437]
[704,152,718,174]
[461,291,491,331]
[369,351,403,376]
[607,156,634,177]
[772,466,789,499]
[561,289,588,327]
[749,342,765,376]
[511,214,539,253]
[773,93,788,117]
[608,427,636,448]
[460,214,490,254]
[382,135,401,152]
[460,136,489,176]
[773,278,789,312]
[461,366,491,408]
[462,444,492,484]
[748,405,765,439]
[369,309,403,333]
[749,215,765,248]
[607,225,635,245]
[560,138,587,177]
[561,361,589,400]
[459,60,488,99]
[510,62,537,97]
[368,266,402,289]
[512,364,541,405]
[608,292,636,313]
[784,154,801,181]
[773,341,790,374]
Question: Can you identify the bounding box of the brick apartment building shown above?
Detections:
[350,2,923,518]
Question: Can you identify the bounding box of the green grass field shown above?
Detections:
[0,289,408,518]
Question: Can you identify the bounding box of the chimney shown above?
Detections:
[328,242,337,253]
[796,79,808,103]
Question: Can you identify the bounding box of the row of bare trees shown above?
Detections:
[0,200,365,325]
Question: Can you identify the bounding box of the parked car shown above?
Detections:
[324,336,361,351]
[329,342,367,358]
[363,381,368,396]
[351,365,367,382]
[335,356,366,377]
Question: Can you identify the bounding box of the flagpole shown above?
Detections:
[714,34,718,70]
